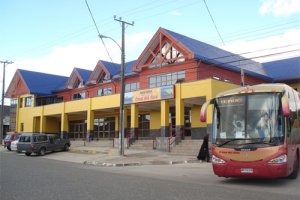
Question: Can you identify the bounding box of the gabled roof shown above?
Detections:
[262,57,300,82]
[132,28,193,72]
[100,60,121,77]
[163,28,271,81]
[75,68,92,83]
[6,69,68,97]
[66,68,92,89]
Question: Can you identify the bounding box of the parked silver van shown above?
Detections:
[17,133,71,156]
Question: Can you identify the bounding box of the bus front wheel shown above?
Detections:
[288,154,299,179]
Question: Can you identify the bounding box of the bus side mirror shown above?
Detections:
[200,99,215,122]
[281,94,290,117]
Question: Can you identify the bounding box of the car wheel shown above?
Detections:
[64,144,70,151]
[25,152,31,156]
[39,148,46,156]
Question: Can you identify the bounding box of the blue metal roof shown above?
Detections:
[262,57,300,82]
[163,28,272,81]
[74,68,92,83]
[18,69,68,96]
[100,60,138,78]
[99,60,120,76]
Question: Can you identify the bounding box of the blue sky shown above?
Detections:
[0,0,300,103]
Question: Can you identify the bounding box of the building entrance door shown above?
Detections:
[69,121,87,140]
[94,118,115,140]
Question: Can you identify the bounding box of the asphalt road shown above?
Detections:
[1,151,299,200]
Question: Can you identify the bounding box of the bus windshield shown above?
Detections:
[212,93,284,147]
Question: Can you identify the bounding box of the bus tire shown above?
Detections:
[288,154,299,179]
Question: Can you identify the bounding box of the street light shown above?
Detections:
[0,61,13,143]
[99,33,125,156]
[99,17,133,156]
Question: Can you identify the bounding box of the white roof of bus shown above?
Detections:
[216,83,291,97]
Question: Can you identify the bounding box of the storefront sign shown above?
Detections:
[124,85,174,104]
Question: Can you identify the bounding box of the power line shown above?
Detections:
[206,43,300,61]
[85,0,114,62]
[202,0,225,45]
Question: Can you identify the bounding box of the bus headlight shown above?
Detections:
[212,155,226,164]
[268,154,287,164]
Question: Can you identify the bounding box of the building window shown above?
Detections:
[20,123,24,132]
[148,71,185,88]
[25,97,32,107]
[212,76,220,80]
[19,98,23,108]
[73,92,86,100]
[74,79,83,88]
[11,99,17,107]
[148,42,185,69]
[125,82,140,92]
[97,72,109,84]
[97,87,112,96]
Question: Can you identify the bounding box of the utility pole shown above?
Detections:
[0,60,13,143]
[241,68,245,86]
[114,16,134,156]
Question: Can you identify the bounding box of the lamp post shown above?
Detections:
[99,17,133,156]
[0,61,13,143]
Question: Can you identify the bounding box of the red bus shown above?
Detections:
[200,83,300,178]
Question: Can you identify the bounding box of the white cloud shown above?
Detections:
[259,0,300,16]
[220,28,300,63]
[169,11,182,16]
[1,31,153,104]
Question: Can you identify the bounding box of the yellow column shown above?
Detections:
[61,113,69,133]
[191,105,206,128]
[175,84,184,141]
[175,85,184,126]
[115,114,119,138]
[87,110,94,132]
[115,114,119,132]
[160,100,169,137]
[130,104,138,139]
[40,116,46,133]
[131,104,139,128]
[124,108,128,129]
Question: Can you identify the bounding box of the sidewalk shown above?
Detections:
[69,141,205,167]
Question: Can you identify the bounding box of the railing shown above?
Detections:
[167,136,176,152]
[152,136,157,150]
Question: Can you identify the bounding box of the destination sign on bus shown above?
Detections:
[219,96,244,106]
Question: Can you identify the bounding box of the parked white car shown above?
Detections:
[10,139,19,151]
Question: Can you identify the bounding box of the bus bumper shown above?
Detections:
[212,162,288,178]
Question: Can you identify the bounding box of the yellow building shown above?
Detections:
[6,28,300,150]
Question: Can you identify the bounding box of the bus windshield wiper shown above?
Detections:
[217,139,247,147]
[242,140,277,146]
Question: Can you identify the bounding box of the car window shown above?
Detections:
[49,136,54,144]
[38,135,47,142]
[14,135,20,140]
[5,135,11,140]
[20,136,31,143]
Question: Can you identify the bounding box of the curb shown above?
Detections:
[83,159,202,167]
[69,148,107,154]
[83,160,142,167]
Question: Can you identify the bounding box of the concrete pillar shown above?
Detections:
[40,116,46,133]
[61,113,69,138]
[130,104,139,140]
[86,110,94,141]
[160,100,170,137]
[175,84,184,143]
